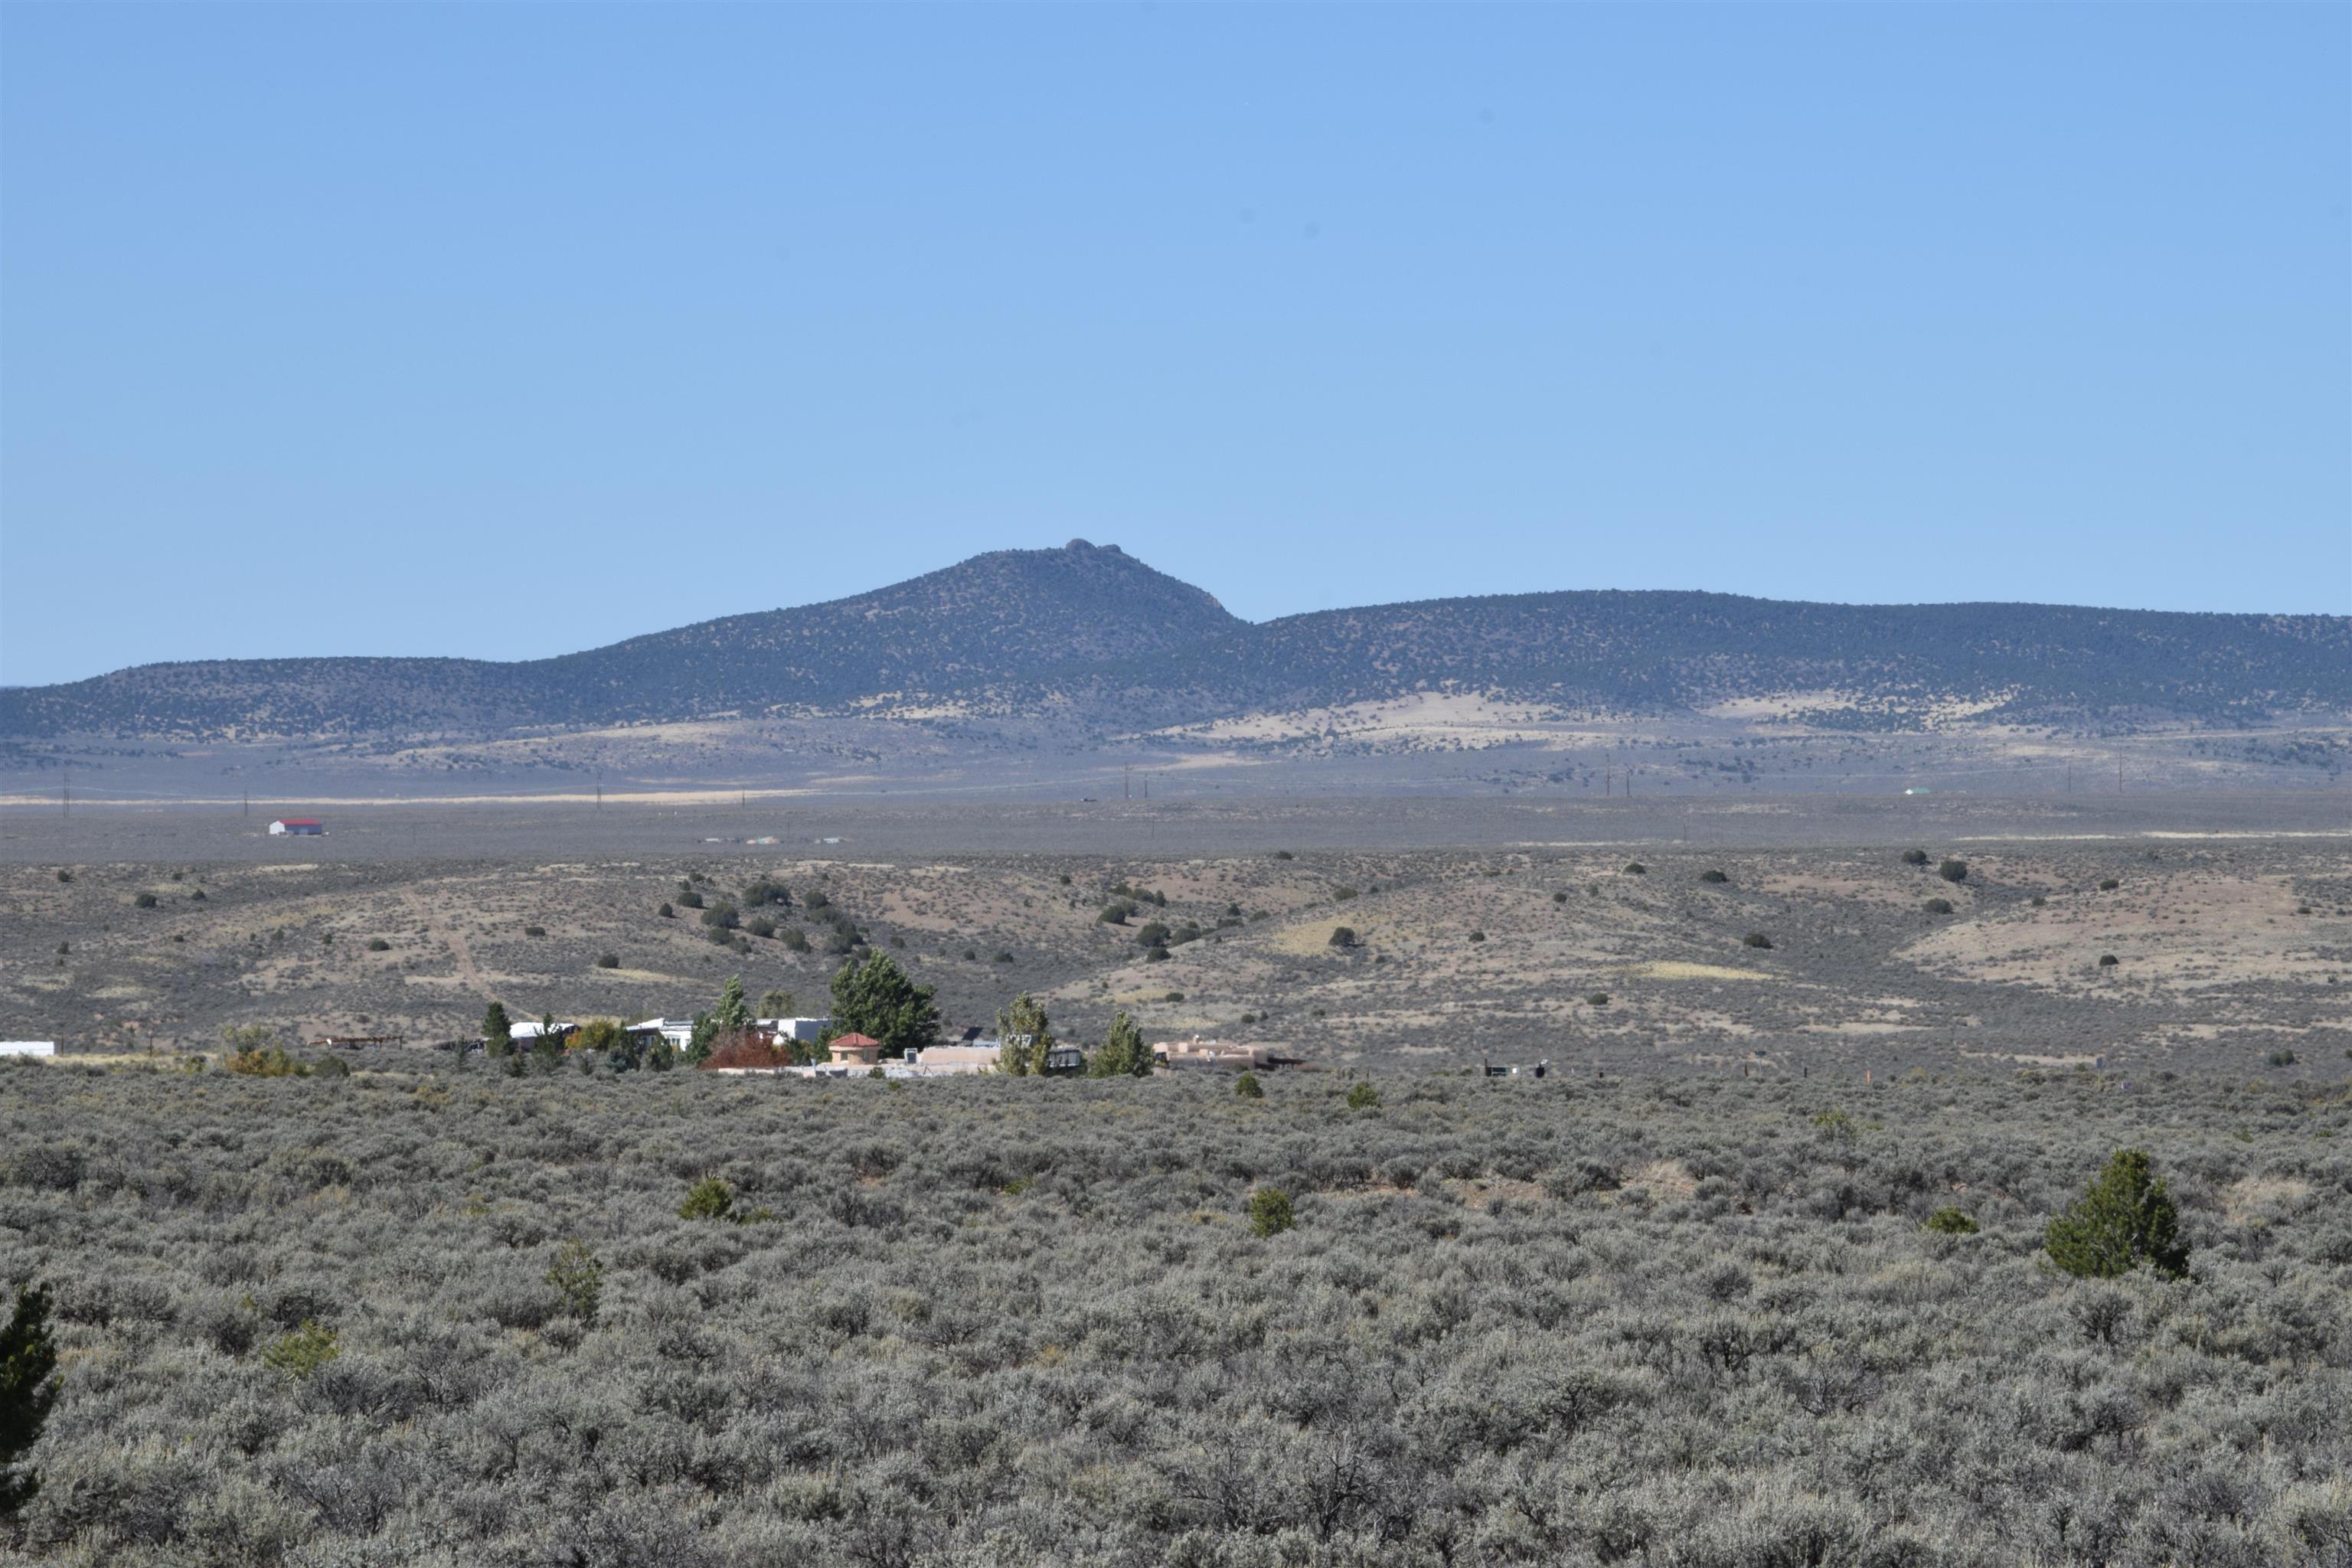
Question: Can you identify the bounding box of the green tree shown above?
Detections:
[825,952,939,1053]
[1234,1072,1264,1100]
[715,975,752,1032]
[2045,1148,2190,1279]
[1088,1012,1149,1077]
[531,1014,565,1074]
[995,993,1054,1076]
[680,1177,733,1221]
[1247,1187,1294,1237]
[546,1240,603,1323]
[481,1001,513,1059]
[685,1011,719,1064]
[0,1285,59,1522]
[261,1320,340,1380]
[1922,1206,1980,1236]
[1347,1081,1381,1110]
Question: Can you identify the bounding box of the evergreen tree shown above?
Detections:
[714,975,752,1033]
[1089,1012,1149,1077]
[996,993,1054,1076]
[685,1011,718,1065]
[0,1283,58,1522]
[828,951,941,1053]
[530,1013,565,1074]
[2045,1148,2190,1279]
[481,1001,512,1059]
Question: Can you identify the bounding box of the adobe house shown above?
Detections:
[827,1032,884,1068]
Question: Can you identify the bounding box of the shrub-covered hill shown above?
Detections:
[1122,590,2352,731]
[4,541,2345,740]
[0,541,1240,741]
[0,1063,2345,1566]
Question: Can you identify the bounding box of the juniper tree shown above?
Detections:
[0,1284,57,1522]
[830,951,941,1053]
[2045,1148,2190,1279]
[481,1001,512,1059]
[996,993,1054,1076]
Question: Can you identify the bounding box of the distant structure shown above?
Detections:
[827,1032,885,1068]
[756,1017,828,1044]
[1902,787,1932,796]
[1154,1038,1305,1073]
[268,818,325,836]
[0,1041,57,1058]
[629,1018,697,1050]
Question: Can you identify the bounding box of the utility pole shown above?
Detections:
[243,791,249,818]
[1124,765,1132,801]
[61,763,70,818]
[2117,760,2124,795]
[595,767,603,811]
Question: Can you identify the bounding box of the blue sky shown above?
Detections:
[3,3,2346,686]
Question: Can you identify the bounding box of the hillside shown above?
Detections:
[1133,591,2352,730]
[2,544,2345,743]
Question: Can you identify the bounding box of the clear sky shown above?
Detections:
[3,4,2346,686]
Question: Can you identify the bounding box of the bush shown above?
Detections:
[1334,886,1358,902]
[1700,870,1729,884]
[747,916,776,939]
[595,953,619,969]
[782,928,812,953]
[2099,878,2120,891]
[658,902,674,918]
[545,1241,603,1323]
[1623,862,1647,876]
[1922,1206,1980,1236]
[1938,859,1968,884]
[1234,1073,1264,1100]
[2097,954,2119,968]
[677,888,704,910]
[1742,933,1773,949]
[1246,1187,1294,1237]
[1586,993,1609,1006]
[1902,850,1929,866]
[2266,1048,2297,1067]
[1346,1082,1381,1111]
[524,925,546,938]
[133,892,158,909]
[1272,850,1293,861]
[311,1056,351,1080]
[679,1178,733,1222]
[1468,930,1486,943]
[366,938,392,952]
[1553,891,1568,903]
[1924,897,1953,915]
[260,1320,339,1380]
[0,1283,58,1522]
[53,871,70,884]
[1328,926,1357,948]
[224,1046,309,1079]
[2044,1148,2189,1279]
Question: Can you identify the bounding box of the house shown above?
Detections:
[508,1020,574,1046]
[828,1032,884,1067]
[756,1016,829,1044]
[629,1018,697,1050]
[0,1041,56,1058]
[1040,1043,1087,1076]
[897,1042,1001,1076]
[268,818,325,837]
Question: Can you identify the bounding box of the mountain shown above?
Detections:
[2,544,2345,743]
[1128,591,2352,730]
[0,542,1238,740]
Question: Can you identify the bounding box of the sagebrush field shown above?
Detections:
[2,1059,2348,1566]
